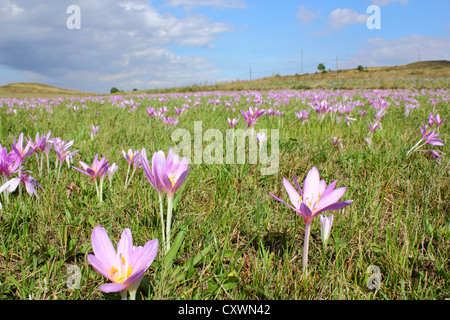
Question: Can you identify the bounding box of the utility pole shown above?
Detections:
[301,48,303,75]
[336,56,338,74]
[250,67,252,81]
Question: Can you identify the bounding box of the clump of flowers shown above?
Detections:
[406,124,445,164]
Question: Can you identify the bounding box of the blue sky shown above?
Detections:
[0,0,449,93]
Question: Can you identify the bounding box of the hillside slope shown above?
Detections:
[0,82,95,99]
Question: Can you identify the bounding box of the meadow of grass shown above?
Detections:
[0,83,449,301]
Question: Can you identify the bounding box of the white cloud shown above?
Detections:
[165,0,247,9]
[308,8,368,36]
[372,0,408,5]
[0,0,235,92]
[0,0,24,16]
[296,5,320,25]
[345,34,450,68]
[327,8,368,29]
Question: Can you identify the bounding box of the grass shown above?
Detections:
[0,82,449,300]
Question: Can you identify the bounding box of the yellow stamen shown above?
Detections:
[169,175,177,187]
[111,266,118,275]
[126,265,133,278]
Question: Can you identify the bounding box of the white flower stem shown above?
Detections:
[56,162,62,183]
[125,164,130,188]
[99,178,104,203]
[303,222,311,275]
[95,179,99,198]
[158,194,166,254]
[166,196,174,253]
[406,138,424,156]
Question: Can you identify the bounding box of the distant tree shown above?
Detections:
[317,63,326,73]
[132,88,138,91]
[357,65,365,72]
[110,87,119,94]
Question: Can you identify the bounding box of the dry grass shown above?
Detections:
[0,82,97,99]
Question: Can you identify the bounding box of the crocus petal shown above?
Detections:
[8,178,21,193]
[292,174,303,197]
[315,186,346,212]
[141,152,157,190]
[315,200,354,217]
[0,179,15,194]
[88,254,115,282]
[152,150,167,193]
[122,270,146,288]
[300,202,312,215]
[319,181,337,200]
[303,166,320,205]
[116,228,133,261]
[99,282,127,293]
[318,180,326,194]
[283,177,301,210]
[171,168,189,196]
[72,166,90,177]
[268,191,298,212]
[91,226,119,268]
[130,239,159,271]
[24,180,35,195]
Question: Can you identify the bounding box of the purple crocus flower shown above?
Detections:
[256,132,268,143]
[295,110,310,123]
[419,126,444,147]
[333,137,343,149]
[0,145,21,179]
[227,117,239,129]
[423,150,445,164]
[428,113,435,127]
[320,214,334,246]
[141,147,189,253]
[163,116,179,130]
[142,146,190,202]
[73,154,109,203]
[91,125,100,140]
[121,149,141,188]
[52,137,79,168]
[269,166,353,273]
[358,110,367,118]
[73,153,109,181]
[87,225,158,300]
[108,162,118,185]
[27,132,47,154]
[368,120,382,134]
[432,113,448,128]
[407,125,445,159]
[11,133,34,165]
[0,170,43,198]
[241,106,265,129]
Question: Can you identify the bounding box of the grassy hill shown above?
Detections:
[0,82,95,99]
[138,60,450,94]
[1,60,449,99]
